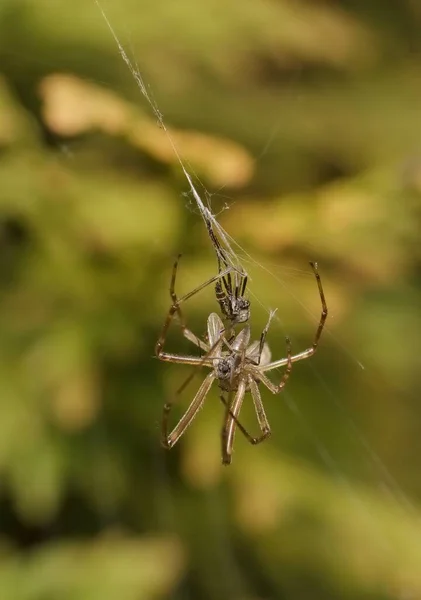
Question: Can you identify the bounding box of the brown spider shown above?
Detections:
[201,210,250,326]
[155,256,328,464]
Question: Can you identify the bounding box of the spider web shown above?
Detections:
[94,0,417,539]
[95,0,243,278]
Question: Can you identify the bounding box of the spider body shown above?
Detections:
[213,324,271,392]
[203,214,250,325]
[214,326,249,390]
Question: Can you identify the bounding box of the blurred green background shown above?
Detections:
[1,0,421,598]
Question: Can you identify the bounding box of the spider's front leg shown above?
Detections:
[308,261,328,353]
[155,255,238,360]
[256,262,328,372]
[256,337,293,394]
[156,254,201,360]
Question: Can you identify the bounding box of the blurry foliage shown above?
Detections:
[0,0,421,599]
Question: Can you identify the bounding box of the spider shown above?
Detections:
[202,212,250,326]
[155,255,328,464]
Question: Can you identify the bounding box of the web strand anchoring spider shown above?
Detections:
[155,256,328,464]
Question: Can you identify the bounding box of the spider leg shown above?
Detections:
[248,376,271,440]
[240,273,248,296]
[172,334,223,397]
[221,378,247,465]
[259,262,328,373]
[204,211,229,274]
[160,319,229,426]
[241,310,275,367]
[218,376,271,447]
[204,213,250,325]
[168,257,204,351]
[182,328,209,353]
[254,337,293,393]
[204,216,236,317]
[155,254,237,361]
[309,261,328,352]
[223,270,234,298]
[219,393,257,443]
[162,372,215,449]
[255,309,277,366]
